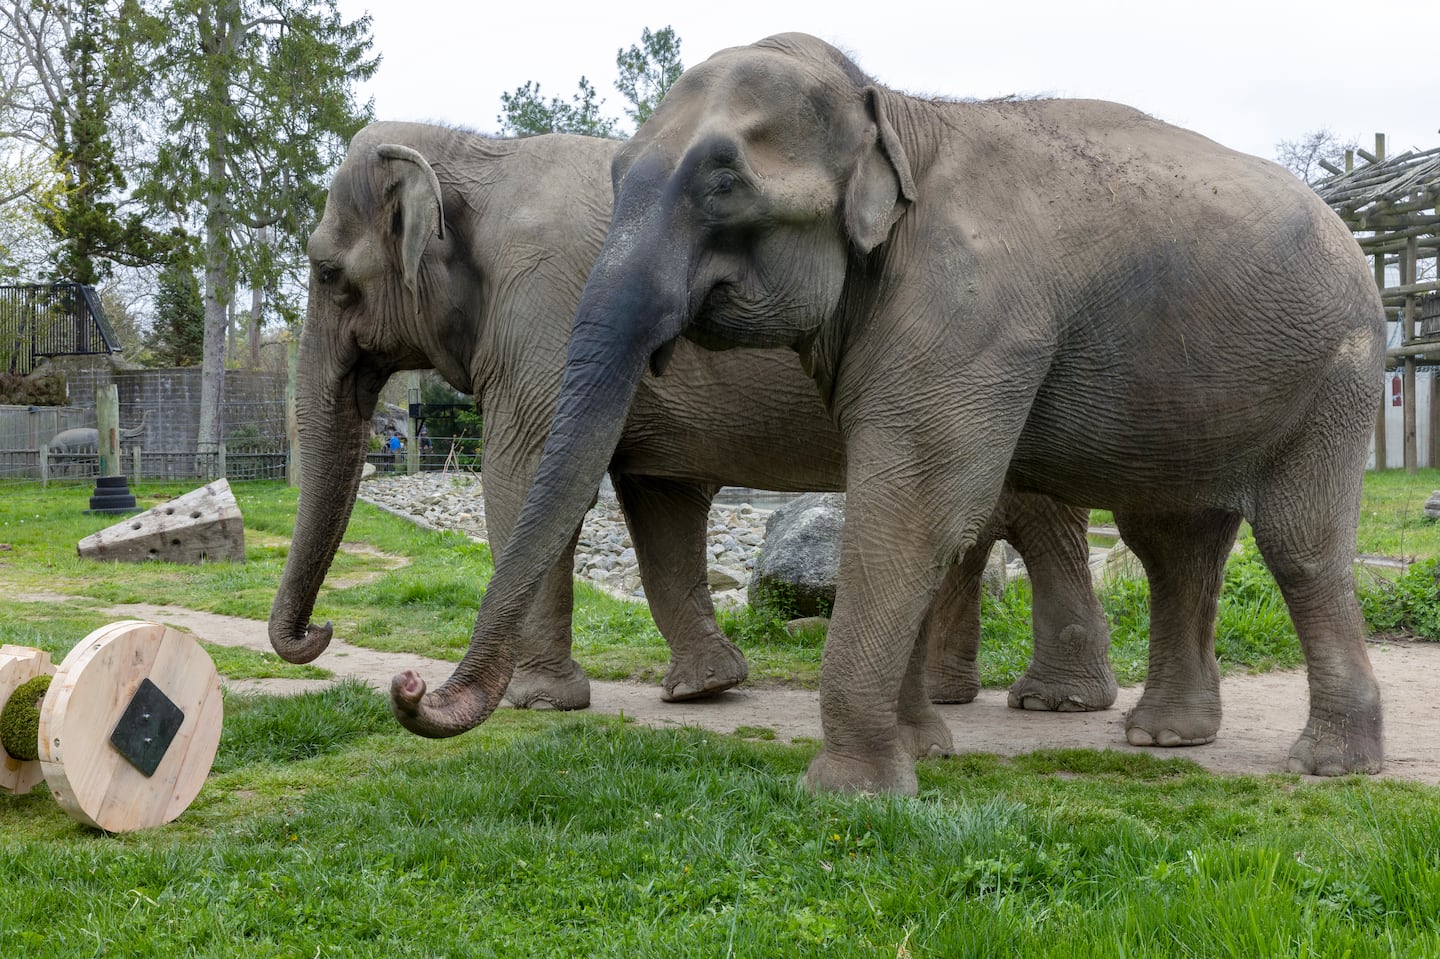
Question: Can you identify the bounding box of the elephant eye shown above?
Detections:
[713,171,736,195]
[316,264,340,286]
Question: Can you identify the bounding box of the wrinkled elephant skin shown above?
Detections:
[448,35,1385,794]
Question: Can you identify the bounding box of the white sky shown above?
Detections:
[333,0,1435,164]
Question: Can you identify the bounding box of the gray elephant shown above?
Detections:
[391,35,1385,795]
[46,413,149,474]
[268,120,1113,715]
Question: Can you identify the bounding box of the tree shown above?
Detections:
[135,0,375,452]
[1276,129,1359,185]
[146,256,204,367]
[1,0,177,285]
[614,26,681,128]
[497,77,618,138]
[496,25,683,138]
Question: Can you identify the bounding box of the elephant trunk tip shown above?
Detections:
[270,619,334,664]
[390,669,496,739]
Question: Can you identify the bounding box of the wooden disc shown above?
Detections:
[0,645,54,795]
[38,621,222,832]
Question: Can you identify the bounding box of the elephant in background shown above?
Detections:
[269,121,1114,716]
[394,35,1385,795]
[46,412,150,474]
[47,413,149,452]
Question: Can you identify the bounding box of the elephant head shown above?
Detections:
[389,34,905,735]
[269,125,467,664]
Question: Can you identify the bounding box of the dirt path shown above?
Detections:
[73,600,1440,785]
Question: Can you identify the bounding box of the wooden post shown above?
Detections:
[96,384,121,478]
[286,336,301,487]
[217,442,226,480]
[1430,373,1439,469]
[131,446,143,485]
[1404,236,1419,473]
[39,444,48,488]
[1374,250,1389,470]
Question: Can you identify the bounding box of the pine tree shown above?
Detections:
[614,26,682,128]
[496,26,683,139]
[136,0,376,452]
[147,257,205,367]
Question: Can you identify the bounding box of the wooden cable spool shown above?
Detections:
[0,621,222,832]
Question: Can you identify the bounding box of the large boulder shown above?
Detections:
[748,492,1018,619]
[748,493,845,617]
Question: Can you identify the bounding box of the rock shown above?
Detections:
[361,462,376,479]
[748,492,845,617]
[1426,491,1440,520]
[707,566,742,591]
[785,616,830,636]
[354,474,773,608]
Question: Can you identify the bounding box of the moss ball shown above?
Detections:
[0,674,52,762]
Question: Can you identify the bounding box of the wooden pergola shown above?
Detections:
[1312,134,1440,473]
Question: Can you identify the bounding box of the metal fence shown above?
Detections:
[1,282,120,375]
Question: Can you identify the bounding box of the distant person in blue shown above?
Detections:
[388,431,402,470]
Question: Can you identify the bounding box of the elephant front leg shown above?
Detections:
[614,474,748,701]
[922,543,991,704]
[1003,494,1116,712]
[1117,509,1240,747]
[803,475,967,795]
[503,521,591,710]
[899,625,956,758]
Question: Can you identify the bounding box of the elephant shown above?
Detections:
[390,34,1386,795]
[269,120,1115,717]
[48,417,148,453]
[46,413,150,475]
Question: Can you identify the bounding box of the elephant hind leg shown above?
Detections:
[1251,460,1381,775]
[1117,508,1241,748]
[613,475,748,702]
[1003,495,1116,712]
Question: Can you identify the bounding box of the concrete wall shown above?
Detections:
[41,356,286,452]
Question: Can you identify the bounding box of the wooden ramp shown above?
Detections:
[77,478,245,564]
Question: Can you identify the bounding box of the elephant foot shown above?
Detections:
[1124,693,1220,747]
[504,659,591,711]
[802,743,918,796]
[1286,700,1384,776]
[661,638,749,702]
[1008,624,1118,712]
[926,662,980,705]
[1007,666,1118,713]
[897,709,955,759]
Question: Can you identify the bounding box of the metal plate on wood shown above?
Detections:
[109,678,185,778]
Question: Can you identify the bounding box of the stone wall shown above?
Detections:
[40,356,286,452]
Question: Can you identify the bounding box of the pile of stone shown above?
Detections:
[357,472,772,608]
[355,474,1105,615]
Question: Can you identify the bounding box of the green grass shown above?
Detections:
[2,685,1439,956]
[3,478,1440,954]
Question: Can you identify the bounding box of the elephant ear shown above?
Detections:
[843,86,916,255]
[375,144,447,314]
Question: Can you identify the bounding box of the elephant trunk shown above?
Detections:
[391,194,690,737]
[268,318,378,663]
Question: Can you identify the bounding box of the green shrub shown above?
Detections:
[1359,558,1440,639]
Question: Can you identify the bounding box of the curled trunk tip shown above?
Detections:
[390,669,500,738]
[269,620,334,664]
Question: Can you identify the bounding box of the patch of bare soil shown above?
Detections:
[75,602,1440,785]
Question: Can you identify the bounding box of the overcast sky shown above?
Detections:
[332,0,1434,165]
